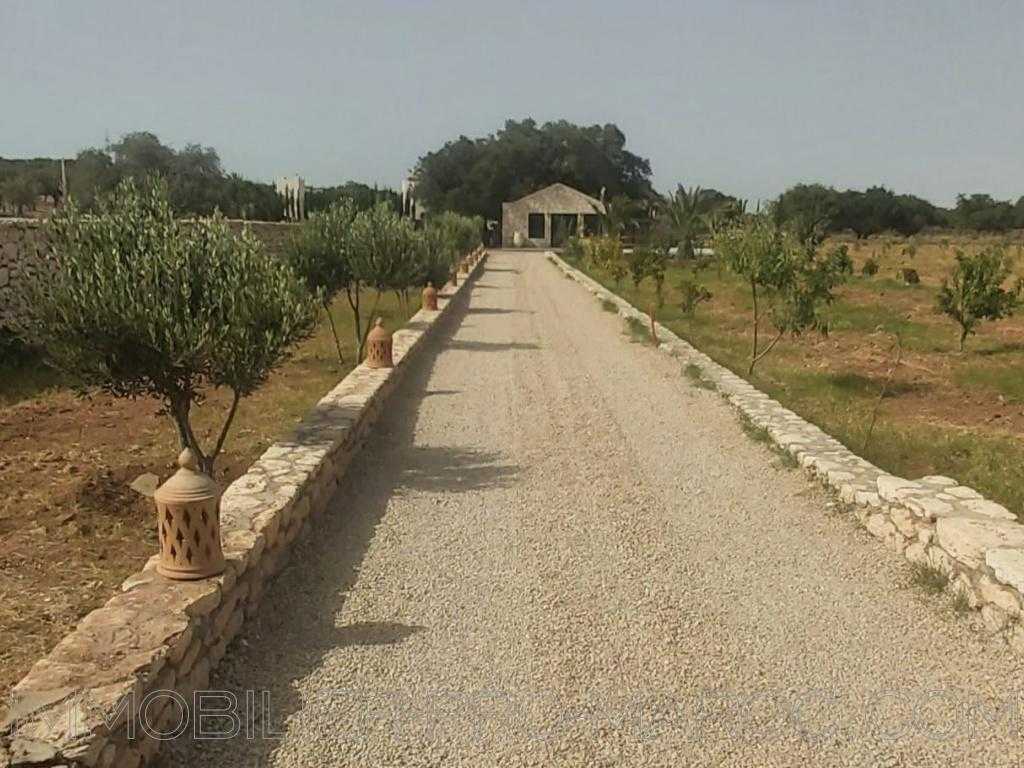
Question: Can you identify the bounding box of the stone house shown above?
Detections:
[501,183,605,248]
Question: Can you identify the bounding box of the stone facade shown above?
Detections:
[0,219,297,333]
[0,251,488,768]
[501,183,604,248]
[549,251,1024,654]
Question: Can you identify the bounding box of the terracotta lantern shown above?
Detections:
[365,318,394,368]
[422,282,438,311]
[155,449,225,580]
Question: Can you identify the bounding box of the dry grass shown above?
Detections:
[0,289,417,697]
[576,231,1024,518]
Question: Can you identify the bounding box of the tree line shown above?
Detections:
[412,120,1024,237]
[0,132,400,220]
[774,184,1024,237]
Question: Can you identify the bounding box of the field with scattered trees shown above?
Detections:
[565,221,1024,520]
[0,179,480,694]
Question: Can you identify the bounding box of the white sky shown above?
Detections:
[3,0,1022,207]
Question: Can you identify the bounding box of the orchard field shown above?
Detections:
[568,231,1024,517]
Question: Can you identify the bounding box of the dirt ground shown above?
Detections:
[0,294,413,698]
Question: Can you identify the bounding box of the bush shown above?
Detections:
[13,179,318,474]
[584,235,627,286]
[713,217,852,374]
[562,235,585,263]
[678,276,712,315]
[628,246,669,306]
[427,211,481,262]
[861,257,879,276]
[936,247,1022,351]
[901,268,920,285]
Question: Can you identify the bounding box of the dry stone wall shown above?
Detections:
[0,252,487,768]
[0,219,44,331]
[548,251,1024,653]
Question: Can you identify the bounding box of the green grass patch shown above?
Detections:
[738,413,771,444]
[954,363,1024,403]
[951,589,972,616]
[682,363,716,391]
[773,446,799,469]
[624,316,652,344]
[909,562,948,594]
[600,298,619,313]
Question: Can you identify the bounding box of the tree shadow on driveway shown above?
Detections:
[157,269,518,767]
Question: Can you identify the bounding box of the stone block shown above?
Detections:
[936,517,1024,570]
[985,548,1024,594]
[877,475,920,503]
[866,514,896,541]
[977,575,1021,615]
[904,542,928,566]
[981,605,1009,633]
[176,638,202,678]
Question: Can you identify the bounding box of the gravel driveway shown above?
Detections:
[162,250,1024,767]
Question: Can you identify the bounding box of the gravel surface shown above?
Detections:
[162,251,1024,767]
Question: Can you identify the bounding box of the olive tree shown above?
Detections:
[628,243,669,307]
[713,216,852,374]
[936,247,1021,351]
[426,211,481,281]
[14,179,318,475]
[286,200,358,363]
[346,203,417,360]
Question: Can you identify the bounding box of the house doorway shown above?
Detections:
[550,214,578,248]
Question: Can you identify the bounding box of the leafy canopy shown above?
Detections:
[936,247,1021,350]
[713,216,852,373]
[14,178,318,472]
[415,119,654,220]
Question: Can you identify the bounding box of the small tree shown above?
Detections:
[713,217,852,374]
[585,235,627,286]
[628,242,669,307]
[3,173,39,215]
[286,200,357,363]
[346,203,417,360]
[415,226,456,290]
[936,247,1021,351]
[14,179,317,475]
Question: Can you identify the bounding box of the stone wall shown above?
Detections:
[0,219,44,331]
[549,251,1024,652]
[0,219,297,332]
[0,251,488,768]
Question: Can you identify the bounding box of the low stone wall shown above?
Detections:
[0,219,43,330]
[0,251,487,768]
[549,251,1024,652]
[0,219,296,333]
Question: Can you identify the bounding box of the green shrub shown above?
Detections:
[712,217,852,374]
[936,247,1022,350]
[901,268,920,285]
[861,257,879,276]
[563,235,585,263]
[584,235,627,286]
[628,246,669,306]
[678,276,712,315]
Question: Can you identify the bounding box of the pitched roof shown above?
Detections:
[505,183,605,213]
